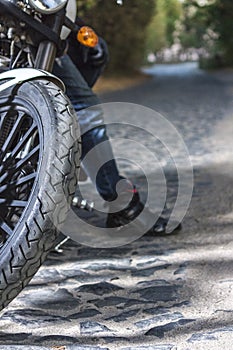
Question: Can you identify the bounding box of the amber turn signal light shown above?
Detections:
[77,26,99,48]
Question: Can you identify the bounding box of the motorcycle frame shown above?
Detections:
[0,0,79,90]
[0,0,123,75]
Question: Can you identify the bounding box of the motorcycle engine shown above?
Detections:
[0,16,33,70]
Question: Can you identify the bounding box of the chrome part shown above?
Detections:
[53,236,70,253]
[72,196,94,212]
[34,41,57,71]
[0,56,10,68]
[28,0,67,14]
[27,51,34,67]
[60,0,77,40]
[11,48,24,68]
[0,16,30,69]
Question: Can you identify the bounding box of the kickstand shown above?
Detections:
[53,236,70,253]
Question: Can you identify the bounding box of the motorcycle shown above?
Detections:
[0,0,114,311]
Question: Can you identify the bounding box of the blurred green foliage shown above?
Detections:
[75,0,233,72]
[179,0,233,67]
[145,0,167,54]
[77,0,155,74]
[145,0,182,55]
[179,1,210,49]
[165,0,183,45]
[209,0,233,66]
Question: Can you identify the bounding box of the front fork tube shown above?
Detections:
[34,8,66,72]
[34,41,57,72]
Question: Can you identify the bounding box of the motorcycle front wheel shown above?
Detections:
[0,80,81,311]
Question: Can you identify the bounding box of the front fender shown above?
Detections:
[0,68,65,93]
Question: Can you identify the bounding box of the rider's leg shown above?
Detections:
[53,55,121,201]
[53,55,180,234]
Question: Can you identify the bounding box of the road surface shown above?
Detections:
[0,62,233,350]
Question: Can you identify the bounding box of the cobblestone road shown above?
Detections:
[0,63,233,350]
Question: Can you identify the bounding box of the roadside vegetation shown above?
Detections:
[76,0,233,75]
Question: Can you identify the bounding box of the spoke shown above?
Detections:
[0,113,34,163]
[11,123,37,158]
[0,199,27,207]
[0,123,38,175]
[0,219,13,236]
[0,172,36,194]
[0,144,40,185]
[0,110,8,129]
[0,111,24,156]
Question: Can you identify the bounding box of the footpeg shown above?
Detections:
[72,196,94,212]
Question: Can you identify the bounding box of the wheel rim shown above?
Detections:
[0,96,43,248]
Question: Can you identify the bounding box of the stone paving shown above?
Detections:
[0,63,233,349]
